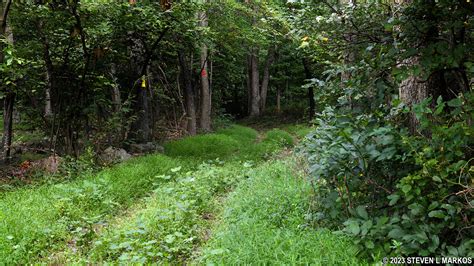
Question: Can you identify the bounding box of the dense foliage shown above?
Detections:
[296,0,473,260]
[1,0,473,263]
[1,0,308,159]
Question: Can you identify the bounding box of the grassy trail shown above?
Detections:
[195,158,361,265]
[0,124,360,264]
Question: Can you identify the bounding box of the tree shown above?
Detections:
[178,50,197,135]
[397,0,471,133]
[1,0,14,161]
[259,45,275,112]
[247,47,260,117]
[198,2,211,132]
[302,57,315,120]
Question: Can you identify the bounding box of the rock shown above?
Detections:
[31,155,62,174]
[129,142,164,154]
[100,147,131,165]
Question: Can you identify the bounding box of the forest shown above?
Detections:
[0,0,473,264]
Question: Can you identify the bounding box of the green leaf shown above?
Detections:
[165,234,175,244]
[447,98,462,107]
[428,210,445,219]
[431,235,440,249]
[356,205,368,220]
[345,220,361,235]
[388,228,405,239]
[365,240,375,249]
[401,184,411,194]
[432,176,442,182]
[388,194,400,206]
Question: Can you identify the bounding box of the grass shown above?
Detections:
[0,124,291,263]
[77,161,251,263]
[263,128,295,147]
[0,154,183,263]
[163,125,259,161]
[0,123,359,264]
[282,124,314,139]
[197,158,361,265]
[164,134,240,160]
[215,125,259,143]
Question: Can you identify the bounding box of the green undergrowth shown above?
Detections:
[164,124,292,161]
[0,155,184,263]
[263,128,295,147]
[282,124,314,139]
[196,158,362,265]
[76,161,251,263]
[0,124,295,263]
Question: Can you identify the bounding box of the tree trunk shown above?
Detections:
[39,23,54,118]
[399,57,431,133]
[129,73,151,142]
[340,0,357,110]
[246,54,252,115]
[2,93,14,161]
[259,46,275,113]
[276,87,281,113]
[1,0,14,162]
[110,63,122,113]
[248,48,260,117]
[178,51,197,135]
[199,8,211,132]
[397,0,450,134]
[303,58,316,120]
[128,34,151,142]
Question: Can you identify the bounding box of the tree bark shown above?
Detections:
[340,0,357,110]
[259,46,275,113]
[178,51,197,135]
[1,0,14,162]
[37,21,54,118]
[248,48,260,117]
[135,79,151,141]
[399,57,431,133]
[397,0,447,134]
[303,58,316,120]
[128,35,151,142]
[199,7,211,132]
[109,63,122,113]
[1,93,14,161]
[276,87,281,113]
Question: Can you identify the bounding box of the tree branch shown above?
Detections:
[1,0,13,31]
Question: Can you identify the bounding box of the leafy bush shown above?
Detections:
[59,147,98,180]
[303,93,474,259]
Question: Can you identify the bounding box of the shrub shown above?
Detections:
[303,93,474,259]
